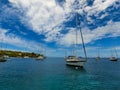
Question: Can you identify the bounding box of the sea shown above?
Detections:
[0,57,120,90]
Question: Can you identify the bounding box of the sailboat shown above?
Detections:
[109,57,118,61]
[109,49,118,61]
[36,48,46,60]
[36,54,45,60]
[95,56,100,60]
[0,54,7,62]
[0,40,7,62]
[95,49,100,60]
[66,12,87,68]
[0,50,7,62]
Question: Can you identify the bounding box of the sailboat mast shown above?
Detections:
[76,13,78,45]
[75,11,87,60]
[75,13,78,57]
[114,48,118,58]
[98,48,100,57]
[77,14,87,60]
[79,26,87,60]
[0,38,3,50]
[110,50,113,57]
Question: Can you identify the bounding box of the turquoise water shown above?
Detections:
[0,57,120,90]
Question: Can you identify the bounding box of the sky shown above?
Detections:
[0,0,120,57]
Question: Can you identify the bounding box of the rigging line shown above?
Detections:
[79,26,87,60]
[79,18,87,60]
[98,48,100,57]
[76,13,78,45]
[114,48,118,58]
[75,12,78,57]
[111,50,113,57]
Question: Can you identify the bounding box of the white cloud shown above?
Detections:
[9,0,72,38]
[82,0,118,24]
[59,22,120,46]
[0,28,45,52]
[85,0,117,15]
[8,0,119,45]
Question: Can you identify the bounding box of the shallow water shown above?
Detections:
[0,57,120,90]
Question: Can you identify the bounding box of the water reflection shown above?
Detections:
[66,65,86,73]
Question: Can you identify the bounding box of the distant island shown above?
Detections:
[0,50,44,58]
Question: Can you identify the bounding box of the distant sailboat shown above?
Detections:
[109,57,118,61]
[95,56,100,60]
[24,56,29,58]
[36,48,46,60]
[0,54,7,62]
[95,49,100,60]
[0,39,7,62]
[36,54,45,60]
[66,12,87,68]
[109,49,118,61]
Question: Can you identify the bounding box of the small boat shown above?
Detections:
[24,56,29,58]
[0,55,7,62]
[0,41,8,62]
[4,55,10,59]
[95,56,100,60]
[36,55,45,60]
[109,49,118,61]
[95,49,100,60]
[36,47,46,60]
[109,57,118,61]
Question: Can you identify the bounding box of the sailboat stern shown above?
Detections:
[66,61,86,68]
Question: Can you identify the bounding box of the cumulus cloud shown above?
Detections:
[8,0,119,46]
[0,28,44,52]
[85,0,117,15]
[9,0,72,34]
[59,22,120,46]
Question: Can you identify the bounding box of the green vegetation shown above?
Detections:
[0,50,43,58]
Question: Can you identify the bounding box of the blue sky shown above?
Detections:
[0,0,120,57]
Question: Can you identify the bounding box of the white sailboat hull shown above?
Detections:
[66,61,86,67]
[95,56,100,60]
[66,56,86,67]
[0,56,6,62]
[109,57,118,61]
[36,56,45,60]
